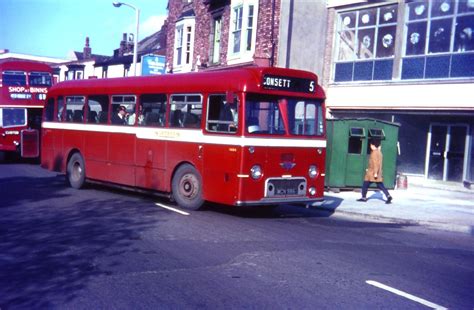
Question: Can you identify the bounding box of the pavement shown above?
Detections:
[316,175,474,235]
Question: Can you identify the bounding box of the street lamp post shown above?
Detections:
[113,1,140,76]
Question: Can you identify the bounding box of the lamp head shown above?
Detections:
[112,2,122,7]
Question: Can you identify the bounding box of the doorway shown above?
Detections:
[426,124,470,182]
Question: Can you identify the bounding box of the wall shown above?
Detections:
[278,0,327,75]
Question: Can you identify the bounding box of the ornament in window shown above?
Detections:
[383,12,394,22]
[361,14,370,24]
[415,4,425,15]
[382,34,394,48]
[410,32,420,45]
[343,16,351,26]
[440,2,450,12]
[362,35,371,48]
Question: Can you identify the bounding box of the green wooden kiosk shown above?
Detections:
[325,118,400,191]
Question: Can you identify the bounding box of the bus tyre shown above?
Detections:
[172,164,204,211]
[67,153,86,189]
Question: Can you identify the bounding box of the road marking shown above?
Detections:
[155,203,190,216]
[366,280,447,310]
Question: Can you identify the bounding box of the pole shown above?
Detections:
[133,7,140,76]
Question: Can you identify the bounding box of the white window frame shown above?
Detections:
[227,0,259,65]
[174,17,196,73]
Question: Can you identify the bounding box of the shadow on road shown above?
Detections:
[0,175,163,308]
[202,194,345,219]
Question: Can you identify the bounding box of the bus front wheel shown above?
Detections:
[67,152,86,189]
[172,164,204,211]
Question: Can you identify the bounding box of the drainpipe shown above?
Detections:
[270,0,276,67]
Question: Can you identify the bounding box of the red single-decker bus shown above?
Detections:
[41,67,326,210]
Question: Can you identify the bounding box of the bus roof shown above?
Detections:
[0,59,53,73]
[47,67,325,99]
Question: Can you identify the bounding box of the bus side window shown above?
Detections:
[170,94,202,129]
[44,98,55,122]
[140,94,167,127]
[88,95,109,124]
[206,94,238,133]
[65,96,85,123]
[111,95,136,126]
[57,96,65,122]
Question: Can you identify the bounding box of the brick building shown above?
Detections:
[166,0,281,72]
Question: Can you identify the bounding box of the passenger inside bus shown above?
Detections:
[112,105,128,125]
[128,104,144,125]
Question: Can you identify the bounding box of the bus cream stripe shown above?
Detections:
[42,122,327,148]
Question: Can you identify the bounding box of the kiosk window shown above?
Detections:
[348,127,365,154]
[369,128,385,138]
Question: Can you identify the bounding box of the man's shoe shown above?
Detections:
[357,198,367,202]
[386,196,393,204]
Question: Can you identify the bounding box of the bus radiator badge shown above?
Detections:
[280,153,296,170]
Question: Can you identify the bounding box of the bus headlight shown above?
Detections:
[250,165,263,180]
[308,165,318,179]
[309,187,316,196]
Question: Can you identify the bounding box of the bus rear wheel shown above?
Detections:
[172,164,204,211]
[67,152,86,189]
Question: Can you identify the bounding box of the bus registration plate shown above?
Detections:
[266,178,306,198]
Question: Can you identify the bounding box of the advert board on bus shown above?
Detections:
[262,75,316,93]
[141,55,166,76]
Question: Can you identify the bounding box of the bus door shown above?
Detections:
[107,95,136,186]
[83,95,109,180]
[202,93,240,205]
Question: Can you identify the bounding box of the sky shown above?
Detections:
[0,0,168,59]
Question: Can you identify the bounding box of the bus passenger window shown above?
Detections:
[65,96,85,123]
[44,98,55,122]
[170,94,202,128]
[206,94,238,133]
[57,97,65,121]
[88,95,109,124]
[112,95,136,126]
[140,94,167,127]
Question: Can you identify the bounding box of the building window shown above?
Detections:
[174,17,195,72]
[228,0,259,64]
[334,4,398,82]
[402,0,474,80]
[210,16,222,64]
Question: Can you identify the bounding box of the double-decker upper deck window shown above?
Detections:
[402,0,474,79]
[29,72,52,86]
[334,4,398,82]
[170,94,202,128]
[2,71,27,86]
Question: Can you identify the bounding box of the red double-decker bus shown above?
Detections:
[0,60,53,158]
[41,67,326,210]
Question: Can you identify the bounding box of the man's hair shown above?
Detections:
[370,139,381,147]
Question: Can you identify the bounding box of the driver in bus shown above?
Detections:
[112,105,128,125]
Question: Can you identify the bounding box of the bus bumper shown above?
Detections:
[235,197,324,207]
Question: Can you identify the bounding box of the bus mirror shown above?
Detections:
[226,91,235,104]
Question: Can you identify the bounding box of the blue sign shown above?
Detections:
[141,55,166,76]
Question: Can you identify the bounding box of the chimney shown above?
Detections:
[119,33,128,56]
[83,37,92,59]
